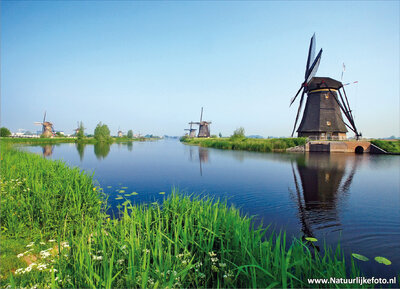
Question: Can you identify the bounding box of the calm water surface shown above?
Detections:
[23,140,400,279]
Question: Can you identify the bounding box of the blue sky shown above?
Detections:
[1,1,398,137]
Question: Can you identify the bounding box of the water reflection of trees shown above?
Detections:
[94,142,111,160]
[76,142,86,161]
[126,141,133,152]
[290,154,360,239]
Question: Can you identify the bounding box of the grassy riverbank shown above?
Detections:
[0,136,155,145]
[370,139,400,153]
[1,144,375,288]
[181,137,307,153]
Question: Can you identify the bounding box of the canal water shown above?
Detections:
[23,139,399,279]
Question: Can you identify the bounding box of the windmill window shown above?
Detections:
[325,94,329,99]
[326,121,331,126]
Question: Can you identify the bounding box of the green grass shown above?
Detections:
[0,144,380,288]
[370,139,400,153]
[0,136,155,145]
[181,137,307,153]
[0,142,104,238]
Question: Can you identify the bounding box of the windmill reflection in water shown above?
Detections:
[42,145,54,157]
[188,146,209,176]
[290,154,360,250]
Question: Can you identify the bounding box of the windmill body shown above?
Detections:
[297,77,347,140]
[193,107,212,138]
[34,111,54,138]
[290,34,360,140]
[41,122,54,138]
[197,121,211,137]
[184,122,197,138]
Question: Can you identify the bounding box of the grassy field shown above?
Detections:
[181,137,307,153]
[1,143,378,288]
[0,136,154,145]
[370,139,400,153]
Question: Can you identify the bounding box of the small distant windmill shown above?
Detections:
[117,127,123,137]
[290,34,361,140]
[34,111,54,138]
[184,122,197,138]
[74,122,80,135]
[192,107,212,138]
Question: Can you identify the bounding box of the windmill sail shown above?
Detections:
[305,49,322,84]
[305,33,316,77]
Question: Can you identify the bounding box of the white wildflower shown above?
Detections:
[117,259,124,265]
[219,262,226,268]
[92,255,103,260]
[61,241,69,248]
[48,239,55,242]
[15,268,24,275]
[37,264,47,270]
[17,253,24,258]
[143,249,150,254]
[40,242,45,245]
[211,257,219,263]
[195,262,203,268]
[26,242,35,247]
[208,251,217,257]
[40,250,51,258]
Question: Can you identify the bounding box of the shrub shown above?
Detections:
[0,127,11,137]
[230,127,245,140]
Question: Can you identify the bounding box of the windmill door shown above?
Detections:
[327,133,332,140]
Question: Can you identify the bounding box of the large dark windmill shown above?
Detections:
[34,111,54,138]
[184,122,197,138]
[290,34,361,140]
[193,107,212,138]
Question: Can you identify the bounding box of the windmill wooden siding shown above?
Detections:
[297,77,347,140]
[198,122,211,138]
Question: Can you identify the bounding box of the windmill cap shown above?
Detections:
[307,77,343,91]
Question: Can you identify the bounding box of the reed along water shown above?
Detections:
[23,139,400,279]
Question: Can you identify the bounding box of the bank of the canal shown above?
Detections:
[181,136,400,154]
[1,142,385,288]
[181,136,308,152]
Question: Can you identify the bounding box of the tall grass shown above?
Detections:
[1,144,373,288]
[0,142,103,238]
[181,137,307,153]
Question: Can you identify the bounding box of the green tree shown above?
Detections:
[219,132,222,138]
[127,129,133,139]
[76,121,85,140]
[94,122,111,142]
[231,127,245,140]
[0,127,11,137]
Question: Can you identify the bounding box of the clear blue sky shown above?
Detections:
[1,1,399,138]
